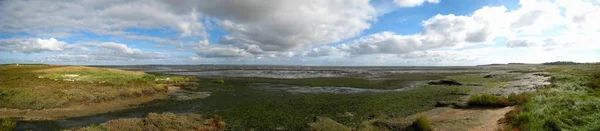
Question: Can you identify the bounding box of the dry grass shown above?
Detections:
[70,113,225,131]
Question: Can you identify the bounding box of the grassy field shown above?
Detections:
[190,83,470,130]
[507,64,600,130]
[0,64,189,110]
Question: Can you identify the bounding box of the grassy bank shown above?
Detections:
[69,113,225,131]
[507,64,600,130]
[0,64,189,110]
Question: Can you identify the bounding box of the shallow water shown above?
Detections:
[249,82,423,94]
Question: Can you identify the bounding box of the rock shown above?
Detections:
[428,80,463,86]
[483,74,497,78]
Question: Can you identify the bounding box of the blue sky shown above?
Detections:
[1,0,599,65]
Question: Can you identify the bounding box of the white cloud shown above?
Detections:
[0,38,66,53]
[45,42,168,62]
[0,0,207,38]
[394,0,440,7]
[342,12,494,55]
[201,0,377,52]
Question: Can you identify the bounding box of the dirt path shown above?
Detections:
[403,107,513,131]
[405,71,548,131]
[468,107,513,131]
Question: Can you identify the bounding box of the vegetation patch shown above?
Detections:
[411,116,432,131]
[467,94,510,107]
[69,112,225,131]
[507,65,600,130]
[1,118,16,131]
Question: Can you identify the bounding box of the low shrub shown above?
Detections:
[411,116,432,131]
[214,78,225,84]
[467,94,510,107]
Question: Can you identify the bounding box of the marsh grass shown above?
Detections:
[190,84,469,130]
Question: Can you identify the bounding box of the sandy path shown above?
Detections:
[468,107,513,131]
[404,107,513,131]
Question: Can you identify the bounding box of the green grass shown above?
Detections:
[507,65,600,130]
[0,65,191,110]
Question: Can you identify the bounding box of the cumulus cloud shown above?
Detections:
[342,12,495,55]
[0,38,66,53]
[0,0,207,38]
[1,0,599,65]
[394,0,440,7]
[45,42,168,62]
[191,0,377,52]
[342,0,600,57]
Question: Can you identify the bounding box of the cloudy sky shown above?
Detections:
[1,0,599,66]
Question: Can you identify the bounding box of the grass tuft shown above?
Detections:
[411,116,432,131]
[467,94,510,107]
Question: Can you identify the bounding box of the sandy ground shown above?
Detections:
[401,107,513,131]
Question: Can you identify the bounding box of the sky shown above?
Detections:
[1,0,599,66]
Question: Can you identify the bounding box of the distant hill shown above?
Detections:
[542,61,582,65]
